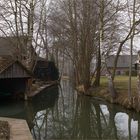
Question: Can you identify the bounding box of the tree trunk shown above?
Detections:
[128,0,136,98]
[26,0,34,70]
[94,46,101,87]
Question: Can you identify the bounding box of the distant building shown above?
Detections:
[102,55,137,75]
[34,57,59,81]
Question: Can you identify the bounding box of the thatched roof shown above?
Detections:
[0,36,28,57]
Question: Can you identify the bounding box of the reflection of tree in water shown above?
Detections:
[71,96,98,139]
[26,80,140,140]
[109,105,140,140]
[32,109,49,140]
[25,86,59,140]
[30,86,119,139]
[71,96,119,140]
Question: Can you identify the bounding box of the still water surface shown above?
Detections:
[0,80,140,140]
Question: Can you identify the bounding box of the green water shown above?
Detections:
[0,80,140,140]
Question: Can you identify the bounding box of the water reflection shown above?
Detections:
[0,85,59,140]
[30,80,140,140]
[0,80,140,140]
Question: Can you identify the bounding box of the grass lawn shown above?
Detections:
[100,76,137,95]
[92,76,140,111]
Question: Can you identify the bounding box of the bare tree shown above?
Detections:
[0,0,52,71]
[48,0,99,93]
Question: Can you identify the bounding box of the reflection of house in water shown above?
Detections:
[31,86,59,113]
[0,85,59,125]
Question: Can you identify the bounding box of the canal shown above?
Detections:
[0,80,140,140]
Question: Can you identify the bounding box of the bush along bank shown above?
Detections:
[90,87,140,112]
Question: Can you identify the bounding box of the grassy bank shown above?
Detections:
[91,76,140,112]
[100,76,137,93]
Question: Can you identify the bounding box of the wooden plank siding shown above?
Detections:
[0,62,31,79]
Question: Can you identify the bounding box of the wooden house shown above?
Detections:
[102,55,137,75]
[0,36,59,98]
[0,36,36,68]
[0,57,32,98]
[0,36,33,98]
[34,57,59,81]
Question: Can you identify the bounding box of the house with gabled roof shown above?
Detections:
[0,36,32,98]
[0,36,59,98]
[102,55,137,75]
[33,57,59,81]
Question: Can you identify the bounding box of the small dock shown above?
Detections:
[0,117,33,140]
[28,80,59,97]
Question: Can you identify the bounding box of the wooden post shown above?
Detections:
[24,78,32,100]
[24,92,28,100]
[24,82,28,101]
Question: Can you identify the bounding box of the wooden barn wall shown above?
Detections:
[0,63,30,79]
